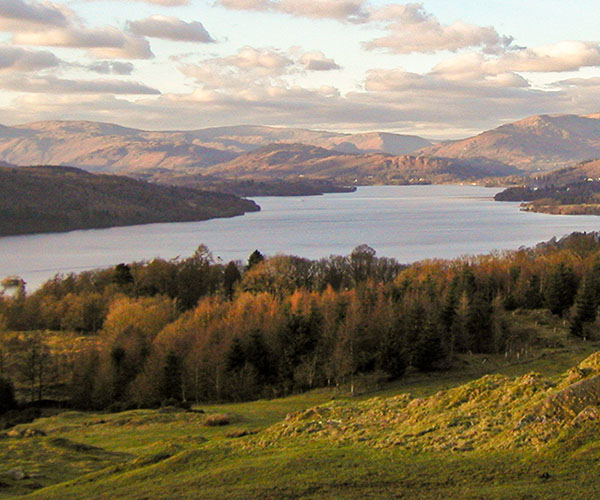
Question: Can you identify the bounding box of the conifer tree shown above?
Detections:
[570,276,598,338]
[162,350,182,401]
[545,263,577,317]
[246,250,264,270]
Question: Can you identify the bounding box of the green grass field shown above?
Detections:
[3,326,600,499]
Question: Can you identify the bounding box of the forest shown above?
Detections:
[2,233,600,414]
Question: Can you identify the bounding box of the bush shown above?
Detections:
[0,377,16,414]
[204,413,231,426]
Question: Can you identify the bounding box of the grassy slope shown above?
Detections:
[3,316,600,499]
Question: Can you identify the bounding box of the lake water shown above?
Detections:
[2,185,600,291]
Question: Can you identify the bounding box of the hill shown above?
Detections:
[419,113,600,172]
[530,158,600,186]
[3,347,600,499]
[0,121,431,175]
[202,143,519,183]
[0,165,259,236]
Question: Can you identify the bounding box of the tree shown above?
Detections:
[0,376,16,413]
[247,250,264,270]
[13,332,52,403]
[412,319,446,371]
[570,276,598,338]
[226,338,246,373]
[544,263,577,317]
[223,261,242,299]
[161,350,183,402]
[350,244,376,284]
[113,263,134,288]
[376,330,408,379]
[523,274,543,309]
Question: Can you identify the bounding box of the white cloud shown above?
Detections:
[127,16,215,43]
[180,46,295,89]
[14,27,153,59]
[300,51,340,71]
[365,3,512,54]
[226,46,292,71]
[217,0,368,22]
[120,0,189,5]
[0,74,160,94]
[495,41,600,73]
[431,42,600,86]
[0,45,60,72]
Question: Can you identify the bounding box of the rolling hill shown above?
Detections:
[0,165,259,236]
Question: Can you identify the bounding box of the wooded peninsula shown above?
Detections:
[0,166,259,237]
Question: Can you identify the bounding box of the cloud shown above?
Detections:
[180,46,342,88]
[217,0,368,22]
[226,46,292,70]
[300,51,340,71]
[14,27,153,59]
[0,45,60,72]
[0,74,160,94]
[127,15,215,43]
[4,71,600,140]
[180,46,295,88]
[430,42,600,87]
[494,41,600,73]
[0,0,68,29]
[365,3,513,54]
[120,0,189,5]
[89,61,134,75]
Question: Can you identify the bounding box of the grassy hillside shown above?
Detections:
[3,334,600,499]
[0,165,259,236]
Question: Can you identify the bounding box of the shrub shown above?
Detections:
[204,413,231,426]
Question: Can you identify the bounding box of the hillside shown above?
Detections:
[420,113,600,172]
[3,347,600,499]
[530,158,600,186]
[0,165,259,236]
[202,143,519,183]
[0,121,431,175]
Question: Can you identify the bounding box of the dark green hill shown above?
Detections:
[0,165,259,236]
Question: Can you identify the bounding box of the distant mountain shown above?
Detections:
[202,143,519,183]
[419,113,600,172]
[323,131,431,155]
[191,125,432,155]
[0,121,431,175]
[0,165,259,236]
[0,121,238,174]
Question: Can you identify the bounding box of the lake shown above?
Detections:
[2,185,600,291]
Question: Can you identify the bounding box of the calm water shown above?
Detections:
[2,185,600,290]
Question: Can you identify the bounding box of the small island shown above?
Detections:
[0,165,260,237]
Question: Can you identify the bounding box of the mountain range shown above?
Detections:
[0,121,431,174]
[0,112,599,183]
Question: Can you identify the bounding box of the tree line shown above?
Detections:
[2,233,600,411]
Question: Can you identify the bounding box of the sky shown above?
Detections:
[1,0,600,139]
